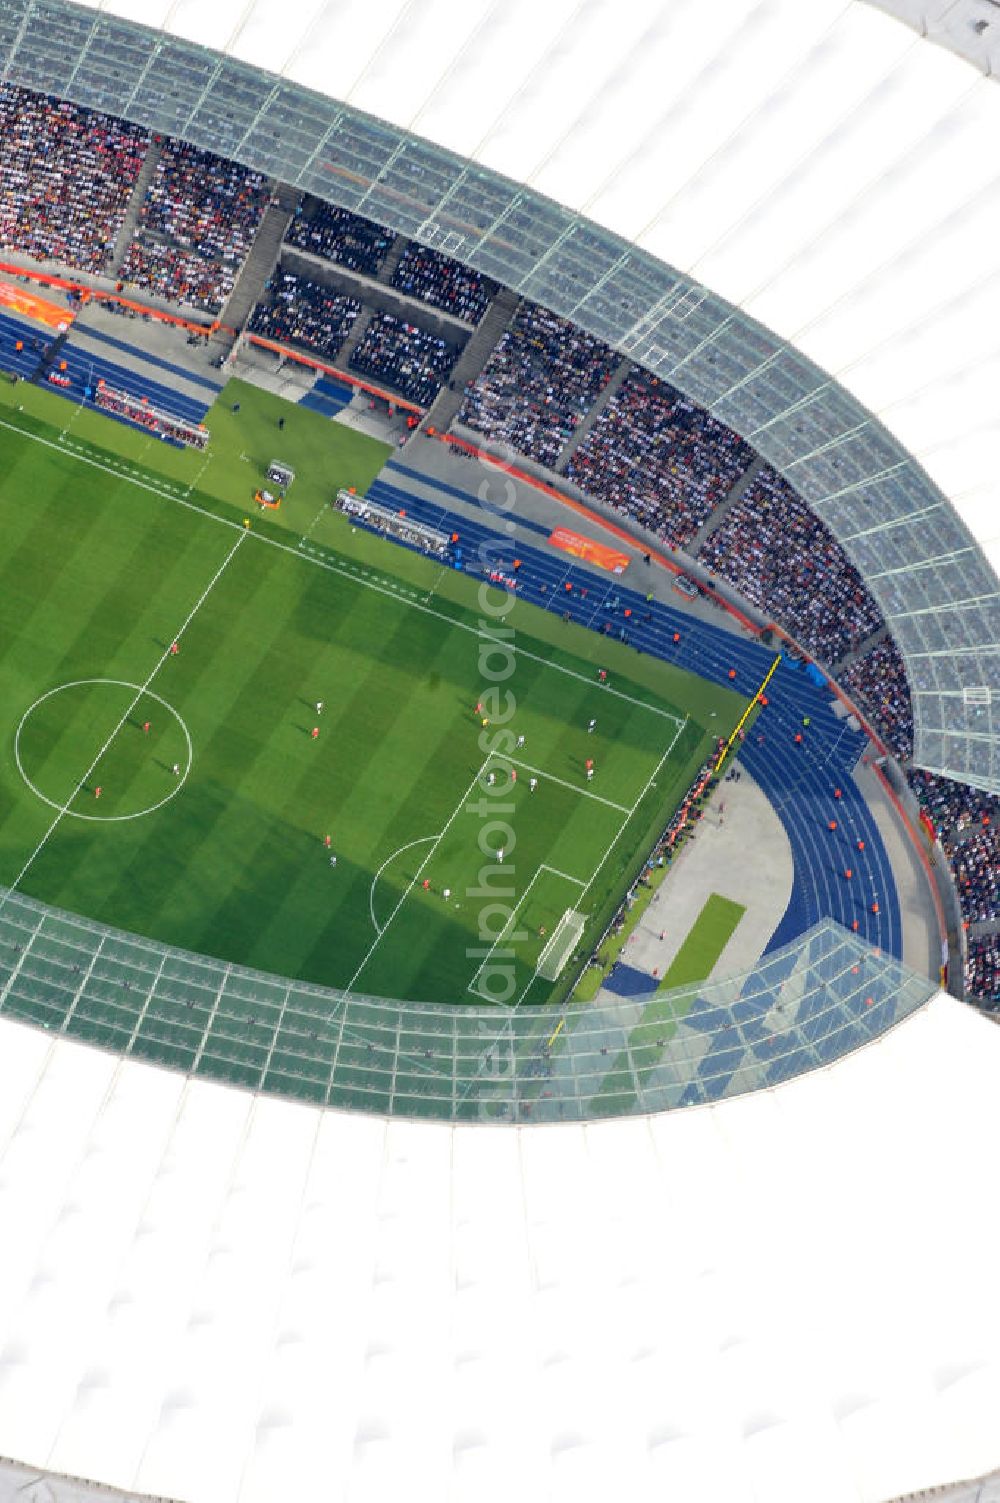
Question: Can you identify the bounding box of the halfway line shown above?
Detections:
[0,530,246,909]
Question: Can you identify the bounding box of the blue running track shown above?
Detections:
[0,309,211,433]
[299,375,354,418]
[70,322,223,394]
[367,468,902,968]
[0,323,902,975]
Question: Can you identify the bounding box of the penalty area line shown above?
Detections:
[327,759,491,1027]
[467,862,587,1003]
[507,758,630,814]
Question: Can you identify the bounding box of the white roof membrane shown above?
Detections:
[0,998,998,1501]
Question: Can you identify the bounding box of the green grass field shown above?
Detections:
[655,892,746,991]
[0,378,746,1006]
[590,892,747,1111]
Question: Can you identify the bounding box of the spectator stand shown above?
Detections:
[566,366,756,550]
[840,635,914,762]
[248,267,361,363]
[966,935,1000,1007]
[286,199,393,278]
[0,84,149,275]
[697,466,884,671]
[904,769,1000,1006]
[277,243,479,346]
[457,301,616,471]
[391,242,498,324]
[119,138,270,316]
[348,310,463,408]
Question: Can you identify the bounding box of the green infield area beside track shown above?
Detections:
[0,385,746,1005]
[0,373,392,528]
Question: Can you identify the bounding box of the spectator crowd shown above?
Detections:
[392,243,496,323]
[286,199,393,278]
[567,369,754,549]
[458,302,615,469]
[120,139,269,313]
[965,937,1000,1006]
[906,768,1000,1003]
[0,85,148,273]
[349,311,460,406]
[946,823,1000,924]
[841,636,914,760]
[697,467,884,666]
[248,269,359,360]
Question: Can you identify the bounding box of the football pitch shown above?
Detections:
[0,379,745,1007]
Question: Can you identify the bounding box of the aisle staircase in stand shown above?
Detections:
[417,285,520,434]
[108,137,163,273]
[223,183,300,332]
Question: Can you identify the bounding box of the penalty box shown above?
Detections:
[467,863,588,1005]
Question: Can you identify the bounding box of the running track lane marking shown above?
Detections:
[0,417,685,732]
[0,530,246,911]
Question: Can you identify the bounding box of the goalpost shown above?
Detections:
[537,909,586,982]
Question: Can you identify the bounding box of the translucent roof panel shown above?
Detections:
[0,993,999,1502]
[0,890,938,1122]
[2,0,997,788]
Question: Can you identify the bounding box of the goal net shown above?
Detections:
[537,909,586,982]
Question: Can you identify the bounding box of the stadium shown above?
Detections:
[0,0,998,1499]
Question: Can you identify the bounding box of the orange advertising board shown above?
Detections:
[548,526,631,574]
[0,278,75,332]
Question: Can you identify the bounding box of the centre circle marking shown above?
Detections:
[14,678,194,822]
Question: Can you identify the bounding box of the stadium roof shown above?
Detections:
[5,0,995,787]
[1,994,1000,1503]
[1,3,1000,1500]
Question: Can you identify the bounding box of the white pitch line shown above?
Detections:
[460,715,691,1092]
[466,862,588,1000]
[0,415,684,731]
[508,758,630,814]
[368,833,438,936]
[540,863,587,888]
[335,759,489,1005]
[578,714,690,909]
[466,864,546,999]
[0,530,246,909]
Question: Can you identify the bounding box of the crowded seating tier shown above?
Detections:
[840,636,914,761]
[286,199,392,278]
[567,369,755,549]
[906,770,1000,988]
[457,302,616,470]
[348,311,459,406]
[697,467,884,666]
[120,139,269,314]
[0,84,148,274]
[965,936,1000,1005]
[248,269,360,361]
[391,243,497,323]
